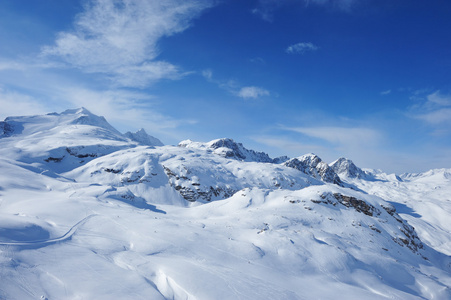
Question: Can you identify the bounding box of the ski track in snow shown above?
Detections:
[0,214,97,247]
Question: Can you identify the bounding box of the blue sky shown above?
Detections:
[0,0,450,173]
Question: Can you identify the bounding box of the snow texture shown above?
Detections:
[0,109,450,300]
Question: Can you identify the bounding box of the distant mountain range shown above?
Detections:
[0,108,449,299]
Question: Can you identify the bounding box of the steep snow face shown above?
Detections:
[330,157,368,179]
[179,138,288,163]
[284,153,342,185]
[124,128,164,146]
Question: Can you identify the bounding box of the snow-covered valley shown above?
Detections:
[0,108,450,299]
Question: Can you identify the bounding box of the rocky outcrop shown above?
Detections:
[163,165,237,202]
[284,154,342,185]
[332,193,378,216]
[312,192,423,253]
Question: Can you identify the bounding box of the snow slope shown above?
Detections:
[338,165,451,257]
[0,109,450,299]
[0,107,162,173]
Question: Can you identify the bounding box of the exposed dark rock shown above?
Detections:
[0,121,14,137]
[179,138,288,164]
[44,156,64,163]
[284,154,342,185]
[104,168,121,174]
[332,193,378,216]
[66,147,97,158]
[163,164,236,202]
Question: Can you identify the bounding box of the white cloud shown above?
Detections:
[237,86,270,99]
[202,69,270,99]
[252,136,328,156]
[416,108,451,125]
[201,69,213,81]
[52,86,196,139]
[42,0,214,87]
[286,42,318,54]
[411,90,451,126]
[427,90,451,106]
[381,89,391,95]
[286,126,382,146]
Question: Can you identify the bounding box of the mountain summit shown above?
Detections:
[329,157,368,179]
[284,153,342,185]
[179,138,288,163]
[0,108,164,172]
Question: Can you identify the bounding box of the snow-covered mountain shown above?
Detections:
[125,128,164,146]
[330,157,370,179]
[284,153,343,185]
[0,109,450,300]
[179,138,289,163]
[0,107,162,173]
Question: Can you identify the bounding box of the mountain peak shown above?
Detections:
[180,138,278,163]
[124,128,164,146]
[60,107,93,116]
[284,154,342,185]
[330,157,367,179]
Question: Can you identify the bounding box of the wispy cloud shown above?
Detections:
[253,0,359,22]
[306,0,358,11]
[285,126,382,146]
[0,59,63,72]
[410,90,451,126]
[286,42,318,54]
[58,87,196,138]
[237,86,270,99]
[381,89,391,95]
[416,108,451,125]
[251,125,387,169]
[278,125,386,167]
[41,0,214,88]
[252,135,328,156]
[427,90,451,106]
[202,69,270,99]
[249,57,266,65]
[0,79,196,142]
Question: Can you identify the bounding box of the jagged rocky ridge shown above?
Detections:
[284,154,342,185]
[179,138,289,163]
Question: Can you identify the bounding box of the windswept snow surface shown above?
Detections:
[0,109,450,299]
[342,167,451,257]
